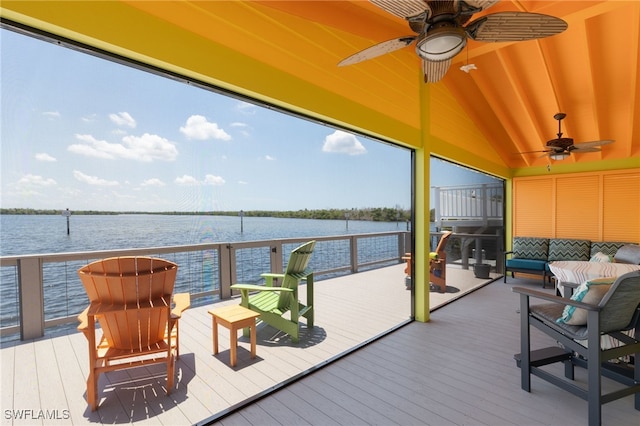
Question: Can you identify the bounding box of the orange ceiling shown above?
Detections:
[2,0,639,172]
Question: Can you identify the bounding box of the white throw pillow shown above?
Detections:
[589,251,612,262]
[557,277,616,325]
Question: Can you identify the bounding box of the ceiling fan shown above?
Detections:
[522,113,615,161]
[338,0,568,83]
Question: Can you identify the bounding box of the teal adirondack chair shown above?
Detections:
[230,240,315,343]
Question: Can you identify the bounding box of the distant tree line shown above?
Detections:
[1,207,412,222]
[0,208,119,216]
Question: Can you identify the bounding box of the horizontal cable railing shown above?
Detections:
[1,231,410,341]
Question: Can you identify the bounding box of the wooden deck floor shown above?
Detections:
[2,264,413,425]
[212,275,640,426]
[3,266,636,425]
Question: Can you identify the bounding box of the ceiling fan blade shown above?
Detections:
[338,36,416,66]
[572,139,615,149]
[466,12,568,42]
[369,0,430,19]
[463,0,500,11]
[423,59,451,83]
[569,147,602,153]
[517,149,552,154]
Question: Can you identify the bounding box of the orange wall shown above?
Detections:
[513,168,640,242]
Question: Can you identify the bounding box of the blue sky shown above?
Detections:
[1,29,496,213]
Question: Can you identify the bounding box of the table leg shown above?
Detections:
[250,322,256,359]
[230,325,238,367]
[212,316,219,355]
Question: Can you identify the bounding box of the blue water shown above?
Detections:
[0,214,408,256]
[0,215,408,339]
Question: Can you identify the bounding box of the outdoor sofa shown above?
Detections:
[504,237,640,286]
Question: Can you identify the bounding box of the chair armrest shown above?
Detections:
[512,286,600,311]
[231,284,293,292]
[171,293,191,319]
[77,306,90,331]
[260,272,284,286]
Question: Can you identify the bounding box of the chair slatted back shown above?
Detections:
[434,231,452,254]
[277,241,316,310]
[78,256,178,350]
[598,271,640,333]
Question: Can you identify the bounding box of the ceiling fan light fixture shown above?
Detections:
[416,23,466,61]
[550,152,570,161]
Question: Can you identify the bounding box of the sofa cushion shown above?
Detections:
[614,244,640,265]
[512,237,548,260]
[548,238,591,261]
[506,258,547,271]
[590,241,632,258]
[557,277,615,325]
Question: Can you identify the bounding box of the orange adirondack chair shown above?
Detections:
[77,256,190,411]
[430,231,452,292]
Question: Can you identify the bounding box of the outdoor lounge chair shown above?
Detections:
[430,231,452,292]
[231,240,315,343]
[77,256,190,411]
[513,271,640,426]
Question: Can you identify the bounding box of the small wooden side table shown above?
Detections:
[208,305,261,367]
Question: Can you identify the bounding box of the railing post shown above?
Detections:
[271,242,284,274]
[481,184,489,226]
[17,257,45,340]
[433,186,442,227]
[397,232,405,262]
[350,236,358,273]
[220,245,233,299]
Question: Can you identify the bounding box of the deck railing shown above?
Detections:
[433,183,503,226]
[0,231,410,341]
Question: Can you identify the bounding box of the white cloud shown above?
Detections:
[81,114,97,123]
[175,175,199,185]
[236,102,257,115]
[322,130,367,156]
[175,174,225,186]
[68,133,178,162]
[141,178,166,187]
[43,111,60,119]
[203,174,225,186]
[121,134,179,161]
[18,174,57,186]
[265,155,276,161]
[109,111,136,128]
[230,122,251,137]
[180,115,231,141]
[68,135,115,159]
[73,170,119,186]
[35,153,57,162]
[238,180,248,185]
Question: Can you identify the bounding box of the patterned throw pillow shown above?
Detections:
[557,277,616,325]
[590,241,631,258]
[512,237,548,260]
[548,239,591,261]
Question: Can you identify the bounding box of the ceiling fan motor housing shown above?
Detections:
[547,137,574,150]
